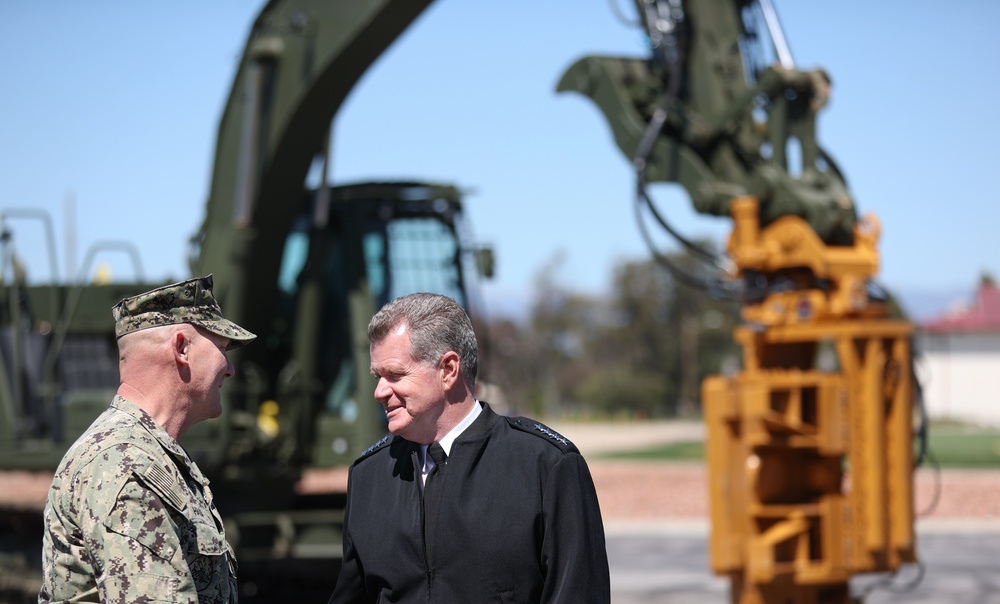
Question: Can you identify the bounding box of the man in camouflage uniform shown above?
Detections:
[39,275,256,604]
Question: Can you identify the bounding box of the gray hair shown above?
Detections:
[368,293,478,391]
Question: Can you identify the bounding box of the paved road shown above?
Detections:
[607,522,1000,604]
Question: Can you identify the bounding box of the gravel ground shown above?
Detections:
[553,420,1000,522]
[588,461,1000,521]
[17,461,996,521]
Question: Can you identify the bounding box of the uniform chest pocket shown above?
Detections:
[187,524,236,593]
[186,520,238,594]
[102,572,181,603]
[185,521,228,556]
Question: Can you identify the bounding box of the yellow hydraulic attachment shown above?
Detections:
[704,197,916,603]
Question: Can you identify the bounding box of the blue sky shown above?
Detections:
[2,1,998,321]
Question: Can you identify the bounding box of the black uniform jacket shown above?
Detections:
[329,403,611,604]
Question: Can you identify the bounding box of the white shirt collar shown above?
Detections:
[437,399,482,456]
[420,400,482,478]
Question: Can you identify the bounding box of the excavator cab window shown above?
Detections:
[273,181,473,431]
[276,183,469,310]
[365,215,467,309]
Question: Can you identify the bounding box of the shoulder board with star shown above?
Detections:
[504,416,579,454]
[356,433,392,462]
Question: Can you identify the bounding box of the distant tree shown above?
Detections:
[474,316,541,416]
[528,252,603,417]
[478,251,600,418]
[577,251,741,418]
[480,248,742,420]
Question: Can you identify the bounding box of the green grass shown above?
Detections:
[922,424,1000,468]
[598,440,704,461]
[597,422,1000,468]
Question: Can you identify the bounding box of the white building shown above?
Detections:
[915,281,1000,426]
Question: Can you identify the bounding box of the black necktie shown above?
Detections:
[426,442,447,473]
[423,443,447,539]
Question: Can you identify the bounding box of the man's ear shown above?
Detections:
[439,350,461,391]
[173,329,191,367]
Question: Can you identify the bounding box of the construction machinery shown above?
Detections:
[0,1,916,602]
[558,0,916,601]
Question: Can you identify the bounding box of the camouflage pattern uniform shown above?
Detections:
[39,395,239,604]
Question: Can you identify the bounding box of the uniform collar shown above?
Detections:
[110,395,208,483]
[419,400,482,475]
[436,400,483,456]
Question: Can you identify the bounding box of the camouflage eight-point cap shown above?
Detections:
[112,274,256,350]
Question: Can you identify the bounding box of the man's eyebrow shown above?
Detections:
[372,362,406,376]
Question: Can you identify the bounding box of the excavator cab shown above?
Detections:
[256,180,485,470]
[0,179,486,473]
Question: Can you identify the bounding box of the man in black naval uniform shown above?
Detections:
[328,292,610,604]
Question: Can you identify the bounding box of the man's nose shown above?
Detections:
[374,377,391,400]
